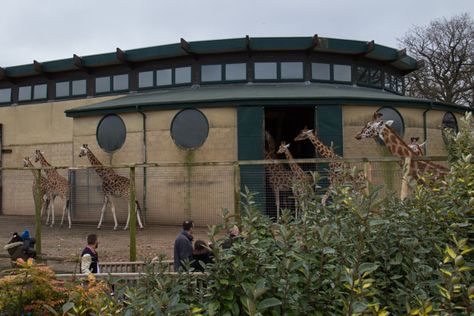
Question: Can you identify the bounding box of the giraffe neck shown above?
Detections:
[86,150,115,180]
[37,154,58,178]
[380,126,415,158]
[308,134,336,158]
[283,149,306,179]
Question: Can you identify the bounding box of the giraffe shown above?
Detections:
[294,127,365,205]
[264,131,293,217]
[23,157,54,225]
[79,144,143,230]
[355,112,448,181]
[408,137,425,156]
[276,141,314,216]
[34,150,72,228]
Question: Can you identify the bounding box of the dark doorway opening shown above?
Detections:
[264,107,315,218]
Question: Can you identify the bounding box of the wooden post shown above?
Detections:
[233,163,241,225]
[129,166,137,264]
[400,157,411,200]
[34,168,42,256]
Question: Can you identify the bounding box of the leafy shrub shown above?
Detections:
[0,258,67,315]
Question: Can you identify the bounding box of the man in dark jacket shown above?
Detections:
[21,230,36,259]
[81,234,99,274]
[173,220,194,271]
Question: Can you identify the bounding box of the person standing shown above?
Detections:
[81,234,99,274]
[173,220,194,271]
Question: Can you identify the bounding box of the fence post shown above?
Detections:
[34,168,42,256]
[129,166,137,264]
[400,157,411,200]
[233,163,241,225]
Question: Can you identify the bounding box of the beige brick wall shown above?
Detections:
[71,107,237,225]
[0,96,121,217]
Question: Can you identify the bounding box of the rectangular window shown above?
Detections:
[201,64,222,82]
[113,74,129,91]
[254,62,277,80]
[369,69,382,86]
[19,86,32,101]
[333,64,352,82]
[225,63,246,81]
[384,74,392,90]
[33,84,47,100]
[139,71,154,88]
[312,63,330,81]
[56,81,69,98]
[175,66,191,84]
[357,66,370,85]
[281,62,303,79]
[72,79,86,96]
[96,77,111,93]
[0,88,11,103]
[156,69,172,86]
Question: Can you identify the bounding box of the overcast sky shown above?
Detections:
[1,0,473,67]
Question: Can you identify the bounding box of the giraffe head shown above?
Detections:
[277,141,290,155]
[23,157,33,168]
[355,112,393,141]
[294,127,315,142]
[409,137,425,156]
[33,150,44,163]
[79,144,90,157]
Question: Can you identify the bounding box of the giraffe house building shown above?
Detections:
[0,36,467,226]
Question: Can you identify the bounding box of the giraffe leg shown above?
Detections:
[50,197,55,227]
[124,202,131,230]
[110,198,118,230]
[67,200,71,229]
[60,198,66,228]
[44,197,51,225]
[97,195,109,230]
[136,201,144,229]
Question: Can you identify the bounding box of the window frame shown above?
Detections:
[95,74,130,95]
[0,87,12,105]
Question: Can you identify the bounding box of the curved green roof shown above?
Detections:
[4,36,418,78]
[65,83,467,117]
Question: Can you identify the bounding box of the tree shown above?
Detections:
[399,13,474,108]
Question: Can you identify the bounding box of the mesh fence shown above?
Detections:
[0,158,448,265]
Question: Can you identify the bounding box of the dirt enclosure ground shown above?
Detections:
[0,215,211,272]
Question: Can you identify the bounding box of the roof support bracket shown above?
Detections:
[116,48,134,69]
[245,35,252,57]
[73,54,90,74]
[180,38,198,60]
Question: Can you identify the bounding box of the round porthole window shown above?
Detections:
[96,114,126,152]
[170,108,209,149]
[441,112,458,144]
[376,107,405,145]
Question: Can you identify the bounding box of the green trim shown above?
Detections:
[3,36,419,78]
[65,83,468,117]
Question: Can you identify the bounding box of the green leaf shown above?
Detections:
[62,302,75,313]
[166,303,189,314]
[369,219,390,226]
[359,262,379,276]
[257,297,282,311]
[322,247,336,255]
[352,301,368,313]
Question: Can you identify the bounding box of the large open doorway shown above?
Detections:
[264,107,314,217]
